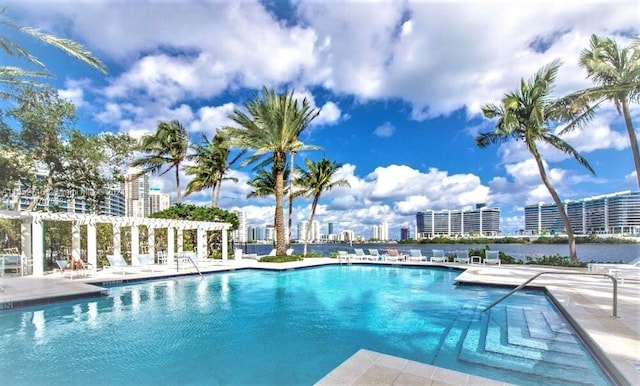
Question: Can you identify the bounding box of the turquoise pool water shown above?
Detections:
[0,266,612,385]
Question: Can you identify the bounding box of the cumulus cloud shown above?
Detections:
[373,122,395,138]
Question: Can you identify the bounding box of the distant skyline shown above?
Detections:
[2,1,638,238]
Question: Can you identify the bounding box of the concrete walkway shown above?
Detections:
[1,259,638,385]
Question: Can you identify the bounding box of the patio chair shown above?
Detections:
[588,257,640,272]
[484,250,501,266]
[430,249,446,263]
[336,250,350,262]
[105,254,135,275]
[349,248,367,260]
[385,249,405,262]
[368,249,382,261]
[257,249,277,261]
[608,266,640,284]
[286,248,295,256]
[454,250,470,264]
[408,249,427,262]
[135,253,165,272]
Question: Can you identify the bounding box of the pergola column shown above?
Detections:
[71,222,81,262]
[32,218,44,277]
[131,225,140,265]
[167,226,175,264]
[197,228,206,260]
[148,227,155,260]
[20,221,32,276]
[87,222,97,271]
[177,229,184,254]
[112,224,121,256]
[221,229,228,261]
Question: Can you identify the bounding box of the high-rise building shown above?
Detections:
[297,220,320,242]
[232,210,247,243]
[400,226,410,240]
[149,188,171,215]
[298,220,309,242]
[371,225,380,240]
[524,191,640,235]
[328,222,334,235]
[416,205,501,238]
[124,167,149,217]
[380,221,389,241]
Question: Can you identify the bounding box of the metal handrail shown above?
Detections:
[482,271,618,318]
[176,253,203,277]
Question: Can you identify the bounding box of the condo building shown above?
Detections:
[149,188,171,215]
[525,191,640,236]
[232,210,248,243]
[124,167,149,217]
[416,204,501,238]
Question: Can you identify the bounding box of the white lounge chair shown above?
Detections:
[588,257,640,272]
[135,253,165,271]
[430,249,446,263]
[484,250,501,265]
[286,248,295,256]
[408,249,427,262]
[350,248,367,260]
[608,266,640,284]
[257,249,277,261]
[105,254,135,275]
[336,250,350,262]
[454,250,470,264]
[368,249,382,261]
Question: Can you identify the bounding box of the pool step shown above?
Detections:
[452,305,606,386]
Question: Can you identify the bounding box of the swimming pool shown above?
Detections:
[0,265,612,385]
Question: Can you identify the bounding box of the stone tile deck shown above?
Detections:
[1,259,639,385]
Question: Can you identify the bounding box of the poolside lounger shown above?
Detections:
[286,248,295,256]
[588,257,640,272]
[484,250,501,266]
[454,250,470,264]
[105,254,136,275]
[385,249,404,262]
[257,249,277,261]
[135,253,166,272]
[349,248,367,260]
[408,249,427,262]
[430,249,446,263]
[336,250,350,262]
[608,266,640,284]
[1,252,22,276]
[368,249,382,261]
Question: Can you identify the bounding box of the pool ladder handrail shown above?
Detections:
[482,271,618,318]
[176,253,203,277]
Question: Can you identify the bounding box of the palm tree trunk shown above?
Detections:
[621,98,640,189]
[275,167,286,256]
[175,165,182,203]
[214,181,222,208]
[287,151,295,249]
[532,150,578,263]
[303,196,319,257]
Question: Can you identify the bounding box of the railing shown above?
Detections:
[176,253,203,277]
[482,271,618,318]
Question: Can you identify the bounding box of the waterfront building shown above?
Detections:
[524,191,640,236]
[149,188,171,214]
[232,210,248,243]
[298,220,320,242]
[371,225,380,240]
[124,167,149,217]
[416,204,501,238]
[400,226,410,240]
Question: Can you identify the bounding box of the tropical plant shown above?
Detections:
[476,60,595,263]
[226,87,319,256]
[131,120,188,203]
[0,7,106,96]
[577,34,640,188]
[185,130,241,207]
[295,157,350,256]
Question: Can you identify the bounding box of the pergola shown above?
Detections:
[0,210,232,277]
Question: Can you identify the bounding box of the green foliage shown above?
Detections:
[149,203,238,230]
[524,254,587,268]
[260,254,303,263]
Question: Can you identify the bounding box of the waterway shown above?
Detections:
[240,242,639,263]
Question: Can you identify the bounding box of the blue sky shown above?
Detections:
[3,0,638,239]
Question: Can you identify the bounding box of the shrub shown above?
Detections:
[260,255,303,263]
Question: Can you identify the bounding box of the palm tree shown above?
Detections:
[578,34,640,188]
[0,7,106,95]
[476,60,595,263]
[185,131,240,207]
[296,157,350,257]
[227,87,319,256]
[131,120,188,203]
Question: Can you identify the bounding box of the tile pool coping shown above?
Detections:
[1,259,638,385]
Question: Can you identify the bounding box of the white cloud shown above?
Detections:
[58,79,89,108]
[373,122,395,138]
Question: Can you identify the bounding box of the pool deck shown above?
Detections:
[1,259,638,385]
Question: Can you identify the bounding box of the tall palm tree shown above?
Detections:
[227,87,319,256]
[578,34,640,188]
[131,120,188,203]
[185,131,240,207]
[296,157,350,257]
[0,7,107,95]
[247,165,290,243]
[476,60,595,263]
